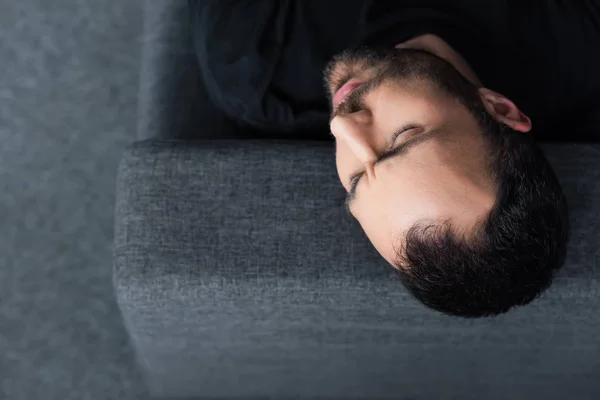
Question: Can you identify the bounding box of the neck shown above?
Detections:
[395,34,482,87]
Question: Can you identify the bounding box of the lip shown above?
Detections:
[333,79,363,107]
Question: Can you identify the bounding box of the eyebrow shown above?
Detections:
[344,129,440,215]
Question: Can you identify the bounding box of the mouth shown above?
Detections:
[332,79,363,108]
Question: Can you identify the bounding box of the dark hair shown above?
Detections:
[394,94,570,318]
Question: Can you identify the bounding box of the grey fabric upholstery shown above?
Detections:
[114,139,600,399]
[115,0,600,398]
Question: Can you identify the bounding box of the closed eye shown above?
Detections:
[389,124,421,147]
[348,124,421,193]
[344,125,437,215]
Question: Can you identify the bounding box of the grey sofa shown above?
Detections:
[113,1,600,399]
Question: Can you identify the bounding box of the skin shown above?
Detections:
[325,34,532,268]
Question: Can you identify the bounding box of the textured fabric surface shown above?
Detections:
[0,0,147,399]
[114,139,600,399]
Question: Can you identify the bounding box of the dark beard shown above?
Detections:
[323,46,483,121]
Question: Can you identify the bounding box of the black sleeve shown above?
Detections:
[189,0,287,124]
[188,0,324,133]
[189,0,345,137]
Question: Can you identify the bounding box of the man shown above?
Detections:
[189,1,600,317]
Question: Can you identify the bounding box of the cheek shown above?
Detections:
[353,202,397,265]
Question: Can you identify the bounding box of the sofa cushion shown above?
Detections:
[114,139,600,399]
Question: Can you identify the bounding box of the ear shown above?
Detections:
[478,88,532,132]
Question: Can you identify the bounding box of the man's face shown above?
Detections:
[324,47,497,268]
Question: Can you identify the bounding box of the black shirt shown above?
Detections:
[189,0,600,141]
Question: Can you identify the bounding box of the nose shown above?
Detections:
[330,108,372,137]
[330,110,378,177]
